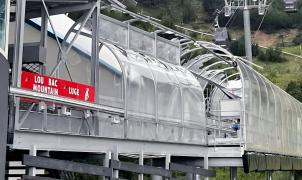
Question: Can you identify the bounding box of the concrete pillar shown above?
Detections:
[230,167,237,180]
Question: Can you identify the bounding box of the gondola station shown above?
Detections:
[0,0,302,180]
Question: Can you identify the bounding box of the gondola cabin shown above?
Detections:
[284,0,297,13]
[214,27,229,49]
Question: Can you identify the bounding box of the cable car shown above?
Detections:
[213,16,229,48]
[284,0,297,13]
[214,27,229,48]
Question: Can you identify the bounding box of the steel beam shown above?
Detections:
[23,155,113,177]
[12,0,26,87]
[26,3,94,19]
[169,163,215,177]
[91,0,100,102]
[22,175,60,180]
[40,6,48,50]
[26,0,89,2]
[110,160,172,177]
[12,131,243,158]
[10,87,124,116]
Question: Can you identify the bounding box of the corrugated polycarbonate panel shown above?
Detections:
[156,39,180,65]
[130,28,154,56]
[99,15,180,65]
[266,82,278,154]
[124,51,156,117]
[239,61,302,157]
[148,59,182,122]
[99,46,123,108]
[99,16,128,47]
[103,44,206,144]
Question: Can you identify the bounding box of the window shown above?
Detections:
[0,0,8,54]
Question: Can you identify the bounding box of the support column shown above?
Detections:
[204,155,209,180]
[91,1,100,99]
[243,1,253,62]
[113,146,119,178]
[91,0,100,136]
[186,173,194,180]
[40,6,48,49]
[165,154,170,180]
[103,150,110,180]
[28,146,37,176]
[291,171,295,180]
[12,0,26,87]
[139,151,144,180]
[266,171,272,180]
[40,4,48,74]
[230,167,237,180]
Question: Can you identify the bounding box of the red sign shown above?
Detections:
[21,71,95,103]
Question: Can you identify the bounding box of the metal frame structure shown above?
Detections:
[224,0,269,62]
[4,0,302,179]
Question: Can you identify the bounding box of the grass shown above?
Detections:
[282,45,302,55]
[253,55,302,90]
[210,168,292,180]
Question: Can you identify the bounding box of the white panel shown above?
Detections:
[220,99,241,117]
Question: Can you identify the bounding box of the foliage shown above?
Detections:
[161,13,176,28]
[100,9,132,21]
[286,80,302,102]
[257,47,286,63]
[293,33,302,45]
[230,36,245,56]
[210,168,293,180]
[181,0,197,24]
[202,0,224,17]
[230,36,260,57]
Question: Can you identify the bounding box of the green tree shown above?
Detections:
[293,33,302,45]
[258,47,286,63]
[286,81,302,102]
[182,1,197,24]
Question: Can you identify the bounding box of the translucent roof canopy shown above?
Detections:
[184,40,302,157]
[29,14,207,145]
[28,13,302,156]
